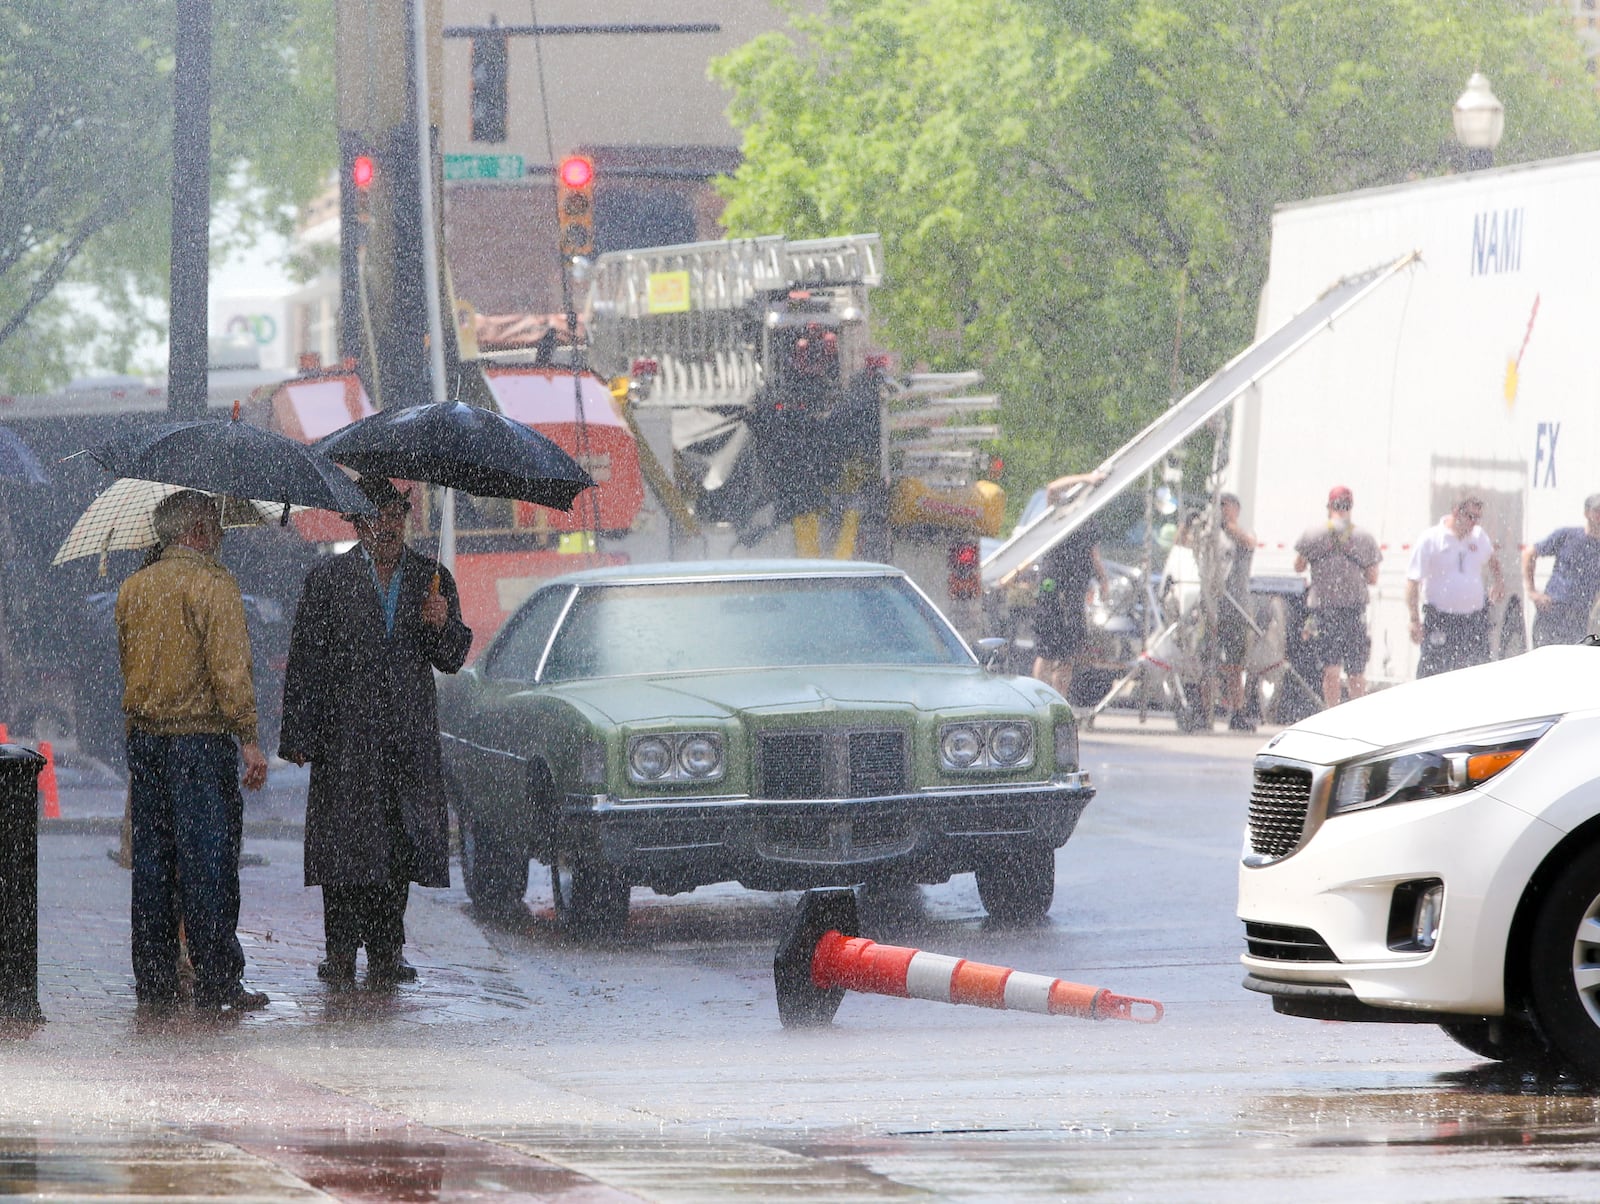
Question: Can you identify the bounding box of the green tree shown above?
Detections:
[0,0,334,388]
[712,0,1600,499]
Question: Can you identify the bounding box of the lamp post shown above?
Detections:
[1453,72,1504,171]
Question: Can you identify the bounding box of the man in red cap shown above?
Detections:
[1293,486,1381,708]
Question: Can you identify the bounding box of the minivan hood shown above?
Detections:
[1280,645,1600,757]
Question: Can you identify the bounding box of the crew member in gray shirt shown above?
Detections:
[1293,485,1382,708]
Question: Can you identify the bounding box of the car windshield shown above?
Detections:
[539,575,972,681]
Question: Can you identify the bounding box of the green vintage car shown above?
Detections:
[437,560,1095,937]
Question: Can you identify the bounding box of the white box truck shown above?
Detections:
[1227,150,1600,687]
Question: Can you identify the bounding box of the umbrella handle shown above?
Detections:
[430,571,440,596]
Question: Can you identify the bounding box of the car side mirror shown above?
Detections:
[974,636,1008,671]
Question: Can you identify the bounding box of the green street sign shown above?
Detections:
[443,154,525,182]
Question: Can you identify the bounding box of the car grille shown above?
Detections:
[1247,765,1314,859]
[761,813,911,861]
[1243,920,1339,962]
[758,728,908,800]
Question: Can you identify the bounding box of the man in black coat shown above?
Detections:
[278,476,472,987]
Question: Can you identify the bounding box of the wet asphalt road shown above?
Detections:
[5,719,1600,1201]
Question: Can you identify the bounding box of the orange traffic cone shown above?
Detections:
[37,741,60,819]
[0,724,9,743]
[774,887,1164,1028]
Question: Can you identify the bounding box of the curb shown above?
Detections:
[40,818,305,840]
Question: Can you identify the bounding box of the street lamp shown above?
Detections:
[1453,72,1505,171]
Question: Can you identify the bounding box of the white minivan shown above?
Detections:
[1236,643,1600,1074]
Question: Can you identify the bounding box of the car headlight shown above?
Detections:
[989,722,1031,766]
[940,726,983,769]
[628,736,673,781]
[1328,717,1556,816]
[938,721,1035,771]
[626,732,724,784]
[678,735,721,778]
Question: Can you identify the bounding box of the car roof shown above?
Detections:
[537,559,909,589]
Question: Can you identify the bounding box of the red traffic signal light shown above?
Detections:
[948,541,981,600]
[351,154,375,191]
[556,155,595,256]
[558,155,594,190]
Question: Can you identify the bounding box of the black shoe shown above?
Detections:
[1228,713,1257,733]
[135,993,180,1017]
[316,958,356,985]
[196,984,269,1012]
[367,958,418,986]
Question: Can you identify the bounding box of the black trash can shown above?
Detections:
[0,745,45,1023]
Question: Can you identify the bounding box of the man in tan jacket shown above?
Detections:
[116,490,269,1013]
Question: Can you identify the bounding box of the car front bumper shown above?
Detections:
[1237,779,1554,1020]
[560,774,1094,892]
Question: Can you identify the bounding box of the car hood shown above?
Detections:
[1272,645,1600,762]
[544,665,1055,726]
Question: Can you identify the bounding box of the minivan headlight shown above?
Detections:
[1328,718,1556,816]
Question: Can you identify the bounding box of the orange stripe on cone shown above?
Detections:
[948,958,1012,1009]
[811,932,915,997]
[37,740,60,819]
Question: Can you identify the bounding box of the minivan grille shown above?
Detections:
[1248,765,1314,858]
[1244,921,1338,962]
[758,728,907,800]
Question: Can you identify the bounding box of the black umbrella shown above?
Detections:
[0,426,48,486]
[83,414,374,515]
[312,401,594,510]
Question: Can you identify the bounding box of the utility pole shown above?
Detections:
[169,0,212,419]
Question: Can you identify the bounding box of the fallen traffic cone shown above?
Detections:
[773,887,1164,1029]
[37,741,60,819]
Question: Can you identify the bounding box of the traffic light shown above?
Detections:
[557,154,595,256]
[351,153,375,192]
[470,26,508,143]
[948,541,981,601]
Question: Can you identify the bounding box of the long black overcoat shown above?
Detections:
[278,546,472,888]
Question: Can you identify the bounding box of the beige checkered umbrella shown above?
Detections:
[52,478,286,567]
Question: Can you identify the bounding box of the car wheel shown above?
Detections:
[1527,843,1600,1079]
[974,844,1056,923]
[551,848,630,940]
[1438,1018,1559,1069]
[458,806,529,916]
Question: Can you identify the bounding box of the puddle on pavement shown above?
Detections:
[0,1128,616,1201]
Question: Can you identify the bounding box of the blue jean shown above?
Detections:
[127,731,245,1003]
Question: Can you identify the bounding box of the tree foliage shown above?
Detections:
[0,0,334,387]
[712,0,1600,496]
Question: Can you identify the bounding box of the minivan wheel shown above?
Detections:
[1438,1018,1558,1069]
[1527,843,1600,1080]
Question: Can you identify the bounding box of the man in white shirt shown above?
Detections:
[1405,495,1505,678]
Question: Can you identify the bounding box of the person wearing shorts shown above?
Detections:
[1031,526,1109,703]
[1293,486,1381,708]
